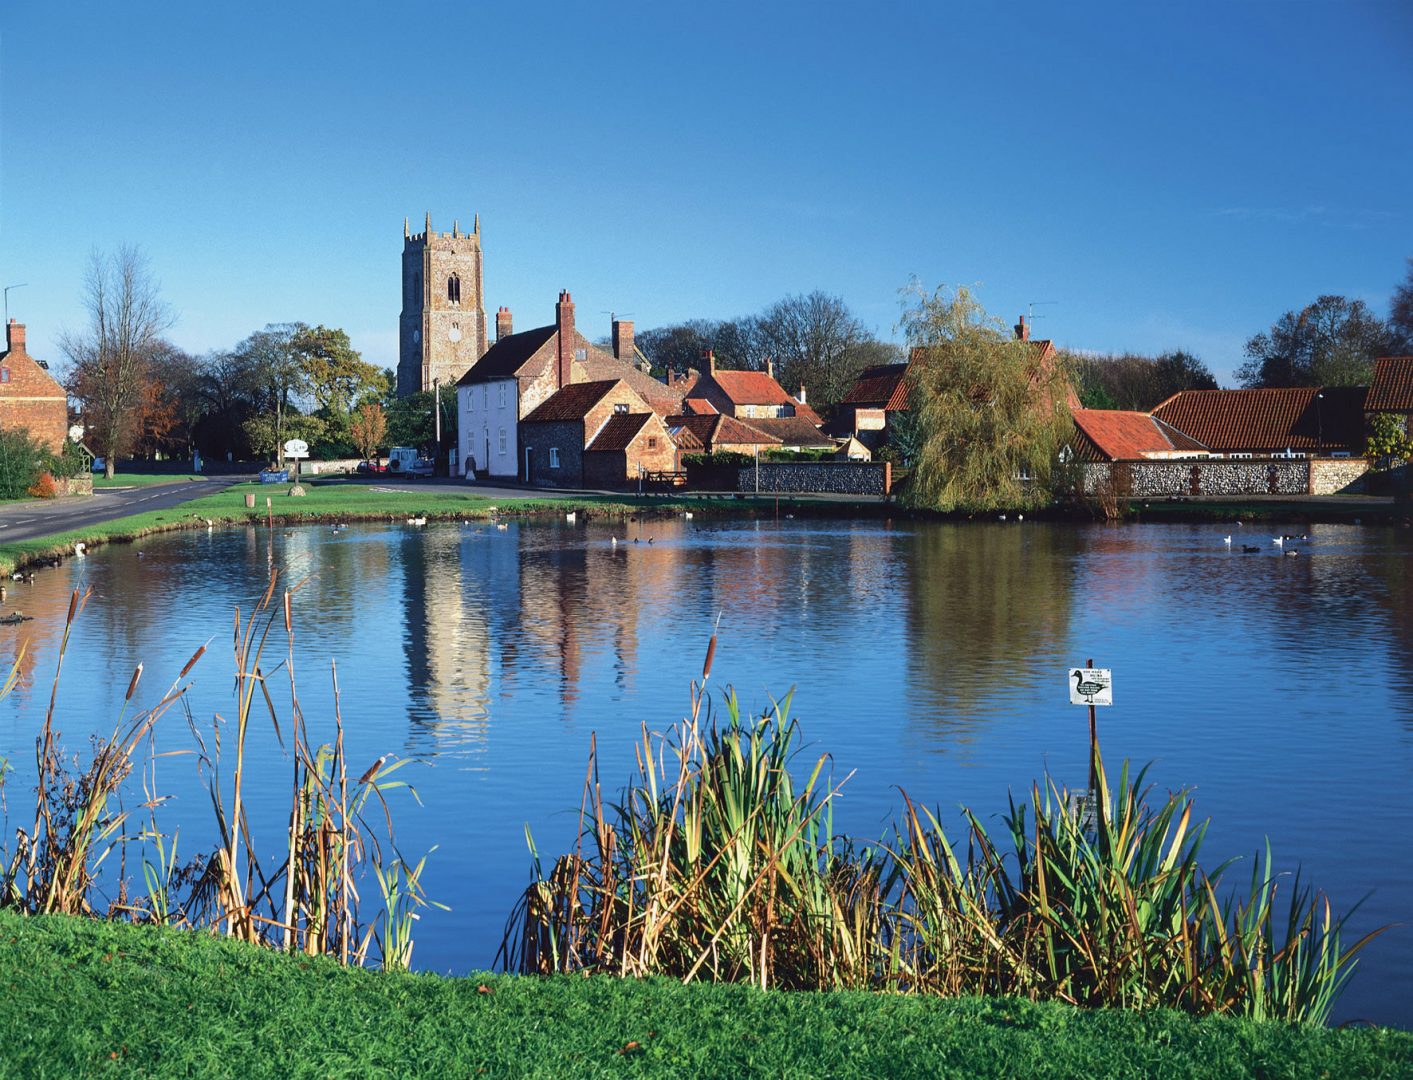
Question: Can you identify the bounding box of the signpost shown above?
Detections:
[1069,660,1113,833]
[283,438,309,484]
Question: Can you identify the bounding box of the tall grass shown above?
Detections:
[0,571,436,971]
[503,684,1381,1025]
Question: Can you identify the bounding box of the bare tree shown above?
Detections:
[61,246,174,478]
[754,291,873,406]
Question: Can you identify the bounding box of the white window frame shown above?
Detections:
[549,447,561,469]
[498,428,506,455]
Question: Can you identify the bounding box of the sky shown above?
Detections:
[1,1,1410,386]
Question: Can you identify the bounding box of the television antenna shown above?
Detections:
[1027,300,1058,323]
[602,311,634,323]
[3,283,27,321]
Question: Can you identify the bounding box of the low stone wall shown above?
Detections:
[303,458,364,476]
[734,461,892,496]
[1309,458,1368,495]
[56,475,93,496]
[1080,460,1304,497]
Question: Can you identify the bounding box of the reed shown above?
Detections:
[0,571,435,972]
[505,686,1380,1024]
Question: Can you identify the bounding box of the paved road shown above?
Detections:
[0,476,244,545]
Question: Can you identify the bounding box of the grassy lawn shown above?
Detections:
[0,480,850,575]
[1,912,1408,1079]
[91,474,203,489]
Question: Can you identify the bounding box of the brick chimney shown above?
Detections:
[5,320,25,355]
[702,348,716,375]
[612,318,634,364]
[1014,315,1030,341]
[496,306,513,342]
[766,358,774,380]
[556,290,575,388]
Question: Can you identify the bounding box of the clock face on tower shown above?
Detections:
[447,327,463,343]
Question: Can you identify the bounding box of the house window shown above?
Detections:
[498,381,508,408]
[499,428,507,455]
[447,274,461,304]
[647,436,657,449]
[550,447,561,469]
[575,348,587,362]
[0,367,8,384]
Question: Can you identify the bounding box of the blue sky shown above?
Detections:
[2,1,1409,385]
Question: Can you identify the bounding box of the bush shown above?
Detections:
[683,451,755,468]
[0,428,45,499]
[26,471,57,499]
[46,439,89,480]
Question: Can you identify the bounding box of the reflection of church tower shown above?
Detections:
[397,213,488,397]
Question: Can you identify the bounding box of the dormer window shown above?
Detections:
[447,274,462,304]
[614,403,629,414]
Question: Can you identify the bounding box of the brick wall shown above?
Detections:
[522,419,584,487]
[583,417,677,488]
[0,322,68,454]
[734,461,892,496]
[1309,458,1368,495]
[1079,460,1313,496]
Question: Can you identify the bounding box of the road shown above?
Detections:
[0,476,244,545]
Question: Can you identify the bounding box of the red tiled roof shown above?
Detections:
[793,400,824,425]
[1071,409,1209,461]
[586,412,652,452]
[682,397,718,415]
[686,369,796,409]
[667,413,781,450]
[1152,386,1368,453]
[842,363,910,410]
[521,380,622,423]
[742,415,836,448]
[1366,357,1413,412]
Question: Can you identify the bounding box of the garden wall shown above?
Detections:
[1079,458,1368,497]
[734,461,892,496]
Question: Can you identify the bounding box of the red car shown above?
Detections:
[357,460,388,474]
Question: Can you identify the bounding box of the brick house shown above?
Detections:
[457,292,682,480]
[1151,386,1367,456]
[681,354,822,424]
[665,413,781,462]
[0,321,68,454]
[519,379,674,488]
[1365,356,1413,433]
[1069,409,1211,461]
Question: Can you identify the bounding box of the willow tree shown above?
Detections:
[899,283,1074,512]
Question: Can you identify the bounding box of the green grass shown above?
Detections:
[0,479,848,576]
[90,474,202,489]
[1,912,1408,1079]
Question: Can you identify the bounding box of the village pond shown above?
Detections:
[1,517,1410,1026]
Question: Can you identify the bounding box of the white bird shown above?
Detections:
[407,516,427,527]
[1272,536,1284,546]
[1222,535,1232,545]
[73,543,86,557]
[1017,513,1024,522]
[998,513,1007,521]
[565,510,577,523]
[611,536,618,547]
[684,511,693,520]
[496,522,509,531]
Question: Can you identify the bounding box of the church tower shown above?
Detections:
[398,212,488,397]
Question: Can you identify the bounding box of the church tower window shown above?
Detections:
[448,274,462,304]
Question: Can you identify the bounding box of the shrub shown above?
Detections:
[26,471,57,499]
[0,428,45,499]
[47,439,89,480]
[683,451,755,468]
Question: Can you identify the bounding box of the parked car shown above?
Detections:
[387,447,434,477]
[356,459,387,474]
[90,457,105,473]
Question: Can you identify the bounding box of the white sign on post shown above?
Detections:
[1069,668,1113,706]
[282,439,310,459]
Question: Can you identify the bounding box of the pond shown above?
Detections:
[1,516,1410,1026]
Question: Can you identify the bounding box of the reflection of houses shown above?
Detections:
[1150,386,1367,456]
[1366,357,1413,433]
[520,380,675,488]
[1070,409,1210,461]
[0,321,68,453]
[456,291,682,479]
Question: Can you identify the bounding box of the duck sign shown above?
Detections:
[1069,668,1113,706]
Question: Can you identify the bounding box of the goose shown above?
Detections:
[647,537,655,544]
[1272,536,1284,547]
[1242,544,1261,553]
[566,511,577,523]
[1072,670,1106,698]
[73,543,86,557]
[495,522,509,531]
[998,513,1007,521]
[611,536,618,547]
[1284,550,1300,558]
[1017,513,1024,522]
[1222,535,1231,545]
[785,513,795,520]
[407,516,427,527]
[684,511,693,520]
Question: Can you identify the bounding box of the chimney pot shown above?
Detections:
[496,306,514,342]
[5,321,25,354]
[612,318,635,364]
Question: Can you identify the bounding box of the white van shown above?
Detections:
[387,447,434,477]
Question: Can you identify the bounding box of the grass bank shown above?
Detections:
[1,912,1407,1079]
[91,474,202,489]
[0,479,855,576]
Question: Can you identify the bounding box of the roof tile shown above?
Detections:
[1366,357,1413,412]
[1152,386,1367,453]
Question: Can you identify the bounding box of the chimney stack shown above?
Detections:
[798,384,807,404]
[766,358,774,380]
[702,348,716,375]
[1015,315,1030,342]
[496,306,513,342]
[5,320,25,355]
[612,318,635,364]
[556,290,576,388]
